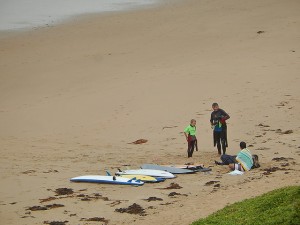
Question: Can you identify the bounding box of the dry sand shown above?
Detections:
[0,0,299,224]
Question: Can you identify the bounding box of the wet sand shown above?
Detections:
[0,0,299,224]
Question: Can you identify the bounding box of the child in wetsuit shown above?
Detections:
[184,119,198,158]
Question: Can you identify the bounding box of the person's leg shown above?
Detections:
[215,132,221,155]
[230,163,245,171]
[221,154,236,165]
[190,140,195,157]
[187,140,195,157]
[187,142,191,157]
[220,131,226,154]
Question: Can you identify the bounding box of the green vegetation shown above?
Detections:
[191,186,300,225]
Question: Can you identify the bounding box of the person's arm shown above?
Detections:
[210,113,214,125]
[184,132,189,142]
[222,109,230,120]
[184,127,189,142]
[220,109,230,122]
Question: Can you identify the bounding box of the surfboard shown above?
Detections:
[119,174,165,183]
[164,164,212,172]
[115,169,175,179]
[70,175,144,186]
[141,164,195,174]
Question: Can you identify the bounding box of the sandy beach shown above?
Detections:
[0,0,299,224]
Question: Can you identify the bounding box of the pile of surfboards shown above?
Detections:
[70,164,211,186]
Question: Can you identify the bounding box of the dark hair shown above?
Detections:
[212,103,219,107]
[240,141,246,149]
[252,154,260,169]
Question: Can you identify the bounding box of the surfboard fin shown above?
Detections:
[106,170,112,176]
[118,168,122,172]
[128,177,137,182]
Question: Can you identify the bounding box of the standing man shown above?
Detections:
[210,103,230,155]
[184,119,198,158]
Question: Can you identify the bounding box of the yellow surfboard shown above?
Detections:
[119,174,162,182]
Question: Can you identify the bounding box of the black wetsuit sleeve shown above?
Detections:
[220,109,230,120]
[210,112,214,124]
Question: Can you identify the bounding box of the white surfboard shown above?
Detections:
[141,164,195,174]
[115,169,175,179]
[70,175,144,186]
[163,164,212,172]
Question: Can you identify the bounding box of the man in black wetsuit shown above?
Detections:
[210,103,230,155]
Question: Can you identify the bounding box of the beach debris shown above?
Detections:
[39,197,57,203]
[28,206,48,211]
[162,126,178,130]
[262,167,289,175]
[168,192,186,197]
[160,202,174,205]
[40,192,108,204]
[9,202,17,205]
[276,101,288,107]
[21,215,35,219]
[115,203,146,216]
[43,221,68,225]
[204,181,220,186]
[78,189,87,192]
[122,164,131,167]
[143,197,163,202]
[109,200,125,207]
[80,217,109,224]
[275,128,293,135]
[159,182,182,190]
[76,194,86,197]
[257,123,270,127]
[55,188,74,196]
[129,139,148,144]
[257,30,265,34]
[281,163,289,167]
[255,147,270,150]
[28,204,64,211]
[272,157,294,162]
[78,193,109,201]
[282,130,293,134]
[43,169,59,173]
[22,170,36,174]
[45,204,64,209]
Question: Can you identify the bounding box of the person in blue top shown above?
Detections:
[210,103,230,155]
[184,119,198,158]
